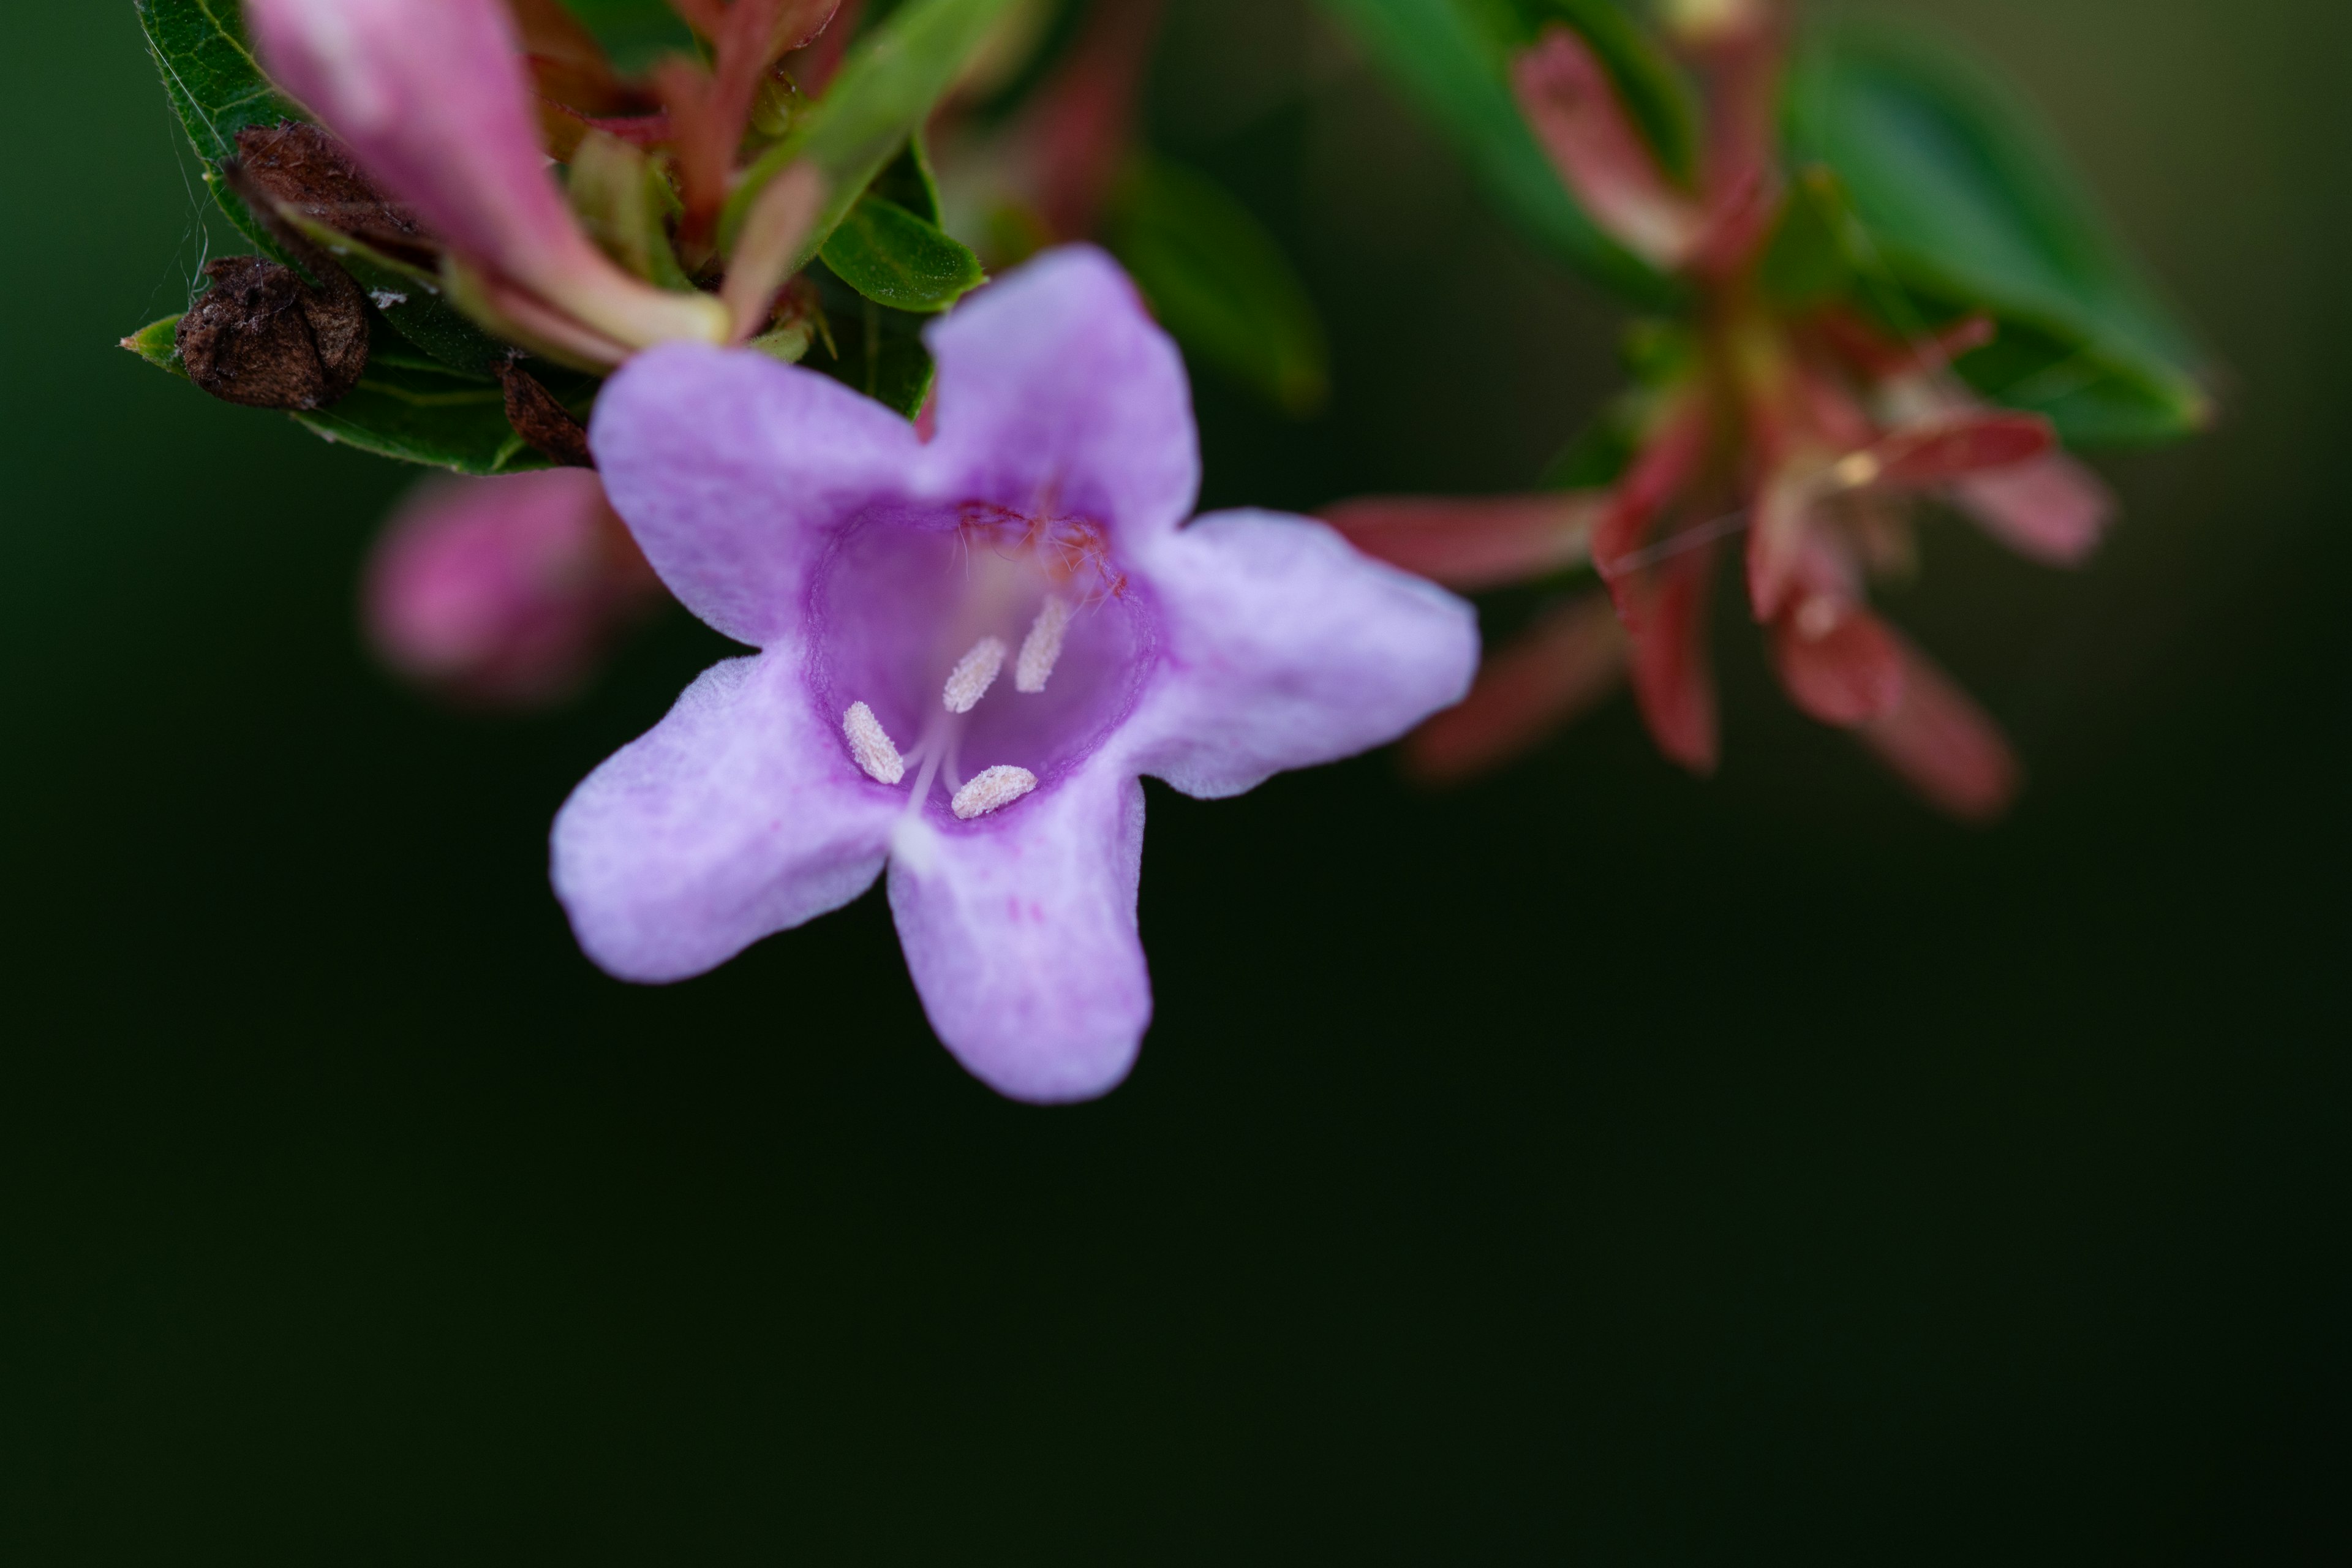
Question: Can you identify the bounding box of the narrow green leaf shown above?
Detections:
[1785,24,2210,443]
[821,194,985,312]
[292,359,554,475]
[722,0,1017,261]
[1308,0,1671,304]
[122,315,189,379]
[1102,159,1330,418]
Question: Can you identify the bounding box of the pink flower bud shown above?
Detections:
[247,0,728,358]
[364,469,664,707]
[1512,26,1705,271]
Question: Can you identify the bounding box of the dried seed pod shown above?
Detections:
[233,121,437,268]
[496,360,596,469]
[176,255,364,409]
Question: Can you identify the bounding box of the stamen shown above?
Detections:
[842,701,906,785]
[951,765,1038,820]
[942,635,1008,714]
[1015,595,1073,693]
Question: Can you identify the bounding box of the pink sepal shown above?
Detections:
[1955,451,2117,566]
[1404,592,1626,783]
[1857,635,2021,821]
[1322,492,1600,591]
[1512,26,1703,270]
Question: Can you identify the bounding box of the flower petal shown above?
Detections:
[1510,26,1703,270]
[1121,510,1479,799]
[921,246,1199,545]
[1406,591,1627,783]
[1954,452,2117,566]
[886,763,1151,1104]
[1857,635,2021,821]
[1860,411,2053,490]
[1771,602,1905,727]
[552,650,899,982]
[589,342,924,646]
[1626,543,1719,774]
[1320,492,1600,591]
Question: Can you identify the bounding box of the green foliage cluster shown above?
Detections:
[127,0,1340,470]
[1311,0,2207,449]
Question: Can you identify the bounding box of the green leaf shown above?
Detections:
[276,217,518,379]
[293,358,554,475]
[556,0,699,74]
[1308,0,1670,304]
[135,0,306,257]
[804,262,935,418]
[1102,159,1330,418]
[722,0,1017,261]
[869,134,945,225]
[124,309,556,473]
[820,194,985,312]
[122,315,189,379]
[135,0,301,168]
[1785,24,2210,444]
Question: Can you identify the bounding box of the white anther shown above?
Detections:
[942,636,1008,714]
[951,764,1038,820]
[1794,595,1844,641]
[842,701,906,785]
[1015,595,1073,694]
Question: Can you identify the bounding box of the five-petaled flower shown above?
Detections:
[552,247,1478,1101]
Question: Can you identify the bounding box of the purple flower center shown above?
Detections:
[805,500,1159,824]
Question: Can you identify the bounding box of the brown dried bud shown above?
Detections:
[176,255,368,410]
[496,360,596,469]
[233,121,438,269]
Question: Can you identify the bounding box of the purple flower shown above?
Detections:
[552,247,1478,1101]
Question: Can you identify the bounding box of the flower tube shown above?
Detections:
[247,0,729,360]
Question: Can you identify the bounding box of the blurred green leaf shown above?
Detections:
[556,0,699,73]
[805,262,936,418]
[1310,0,1671,304]
[821,194,986,312]
[292,358,552,475]
[1102,159,1330,418]
[1786,24,2210,444]
[723,0,1017,260]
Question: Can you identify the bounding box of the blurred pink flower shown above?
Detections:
[1330,15,2121,821]
[364,469,664,707]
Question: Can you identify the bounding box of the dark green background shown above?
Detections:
[3,0,2343,1558]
